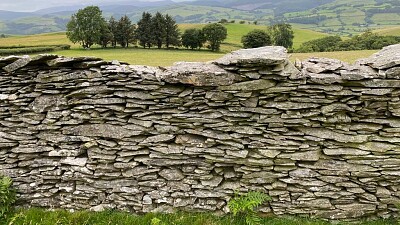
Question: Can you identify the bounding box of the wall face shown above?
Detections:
[1,45,400,219]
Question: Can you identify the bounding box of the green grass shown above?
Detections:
[53,48,224,66]
[0,208,397,225]
[0,24,380,66]
[291,50,378,64]
[0,32,76,47]
[374,26,400,36]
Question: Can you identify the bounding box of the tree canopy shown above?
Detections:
[297,30,400,53]
[202,23,227,51]
[269,23,294,49]
[136,12,154,48]
[241,29,272,49]
[66,6,106,49]
[182,28,205,50]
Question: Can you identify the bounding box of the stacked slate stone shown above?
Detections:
[1,45,400,220]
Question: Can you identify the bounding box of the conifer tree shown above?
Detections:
[164,14,180,48]
[108,16,118,48]
[116,15,135,48]
[136,12,153,48]
[151,12,166,49]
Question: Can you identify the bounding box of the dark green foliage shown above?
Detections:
[181,28,206,49]
[297,30,400,52]
[66,6,107,49]
[98,24,113,48]
[269,23,294,49]
[297,36,342,52]
[219,18,229,24]
[152,12,167,49]
[0,175,16,220]
[0,45,70,55]
[136,12,153,48]
[241,29,272,48]
[116,15,136,48]
[164,14,181,48]
[108,16,118,48]
[202,23,228,51]
[228,191,271,225]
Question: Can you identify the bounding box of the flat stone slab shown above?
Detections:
[161,62,241,86]
[213,46,288,66]
[357,44,400,69]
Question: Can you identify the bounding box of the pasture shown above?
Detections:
[0,24,385,66]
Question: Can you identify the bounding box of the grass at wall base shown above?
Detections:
[0,175,16,220]
[1,208,398,225]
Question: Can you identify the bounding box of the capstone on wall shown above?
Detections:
[1,45,400,220]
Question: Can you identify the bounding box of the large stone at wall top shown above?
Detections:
[358,43,400,69]
[213,46,288,66]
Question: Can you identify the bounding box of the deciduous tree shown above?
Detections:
[269,23,294,49]
[202,23,227,51]
[66,6,106,49]
[241,29,272,48]
[182,28,205,50]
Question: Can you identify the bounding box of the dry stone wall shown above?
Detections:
[1,45,400,220]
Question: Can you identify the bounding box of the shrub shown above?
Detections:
[228,191,271,225]
[0,44,70,56]
[241,29,272,49]
[0,175,16,219]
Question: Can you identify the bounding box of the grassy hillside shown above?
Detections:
[0,0,399,35]
[0,24,377,66]
[0,32,76,47]
[282,0,400,36]
[0,24,327,50]
[374,26,400,36]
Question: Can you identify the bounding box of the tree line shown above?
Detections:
[296,30,400,52]
[67,6,228,51]
[241,23,295,50]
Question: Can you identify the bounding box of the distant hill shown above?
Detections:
[0,0,399,35]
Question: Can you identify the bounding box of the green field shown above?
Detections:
[374,26,400,36]
[0,24,380,66]
[54,48,224,66]
[291,50,378,64]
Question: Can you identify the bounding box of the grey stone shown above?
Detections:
[303,57,345,74]
[298,128,369,143]
[31,95,67,113]
[159,169,184,181]
[3,56,31,72]
[201,176,223,187]
[219,79,276,91]
[214,46,288,66]
[142,134,175,143]
[358,44,400,69]
[385,67,400,79]
[321,103,354,115]
[63,124,134,139]
[60,157,87,166]
[162,62,240,86]
[323,148,370,156]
